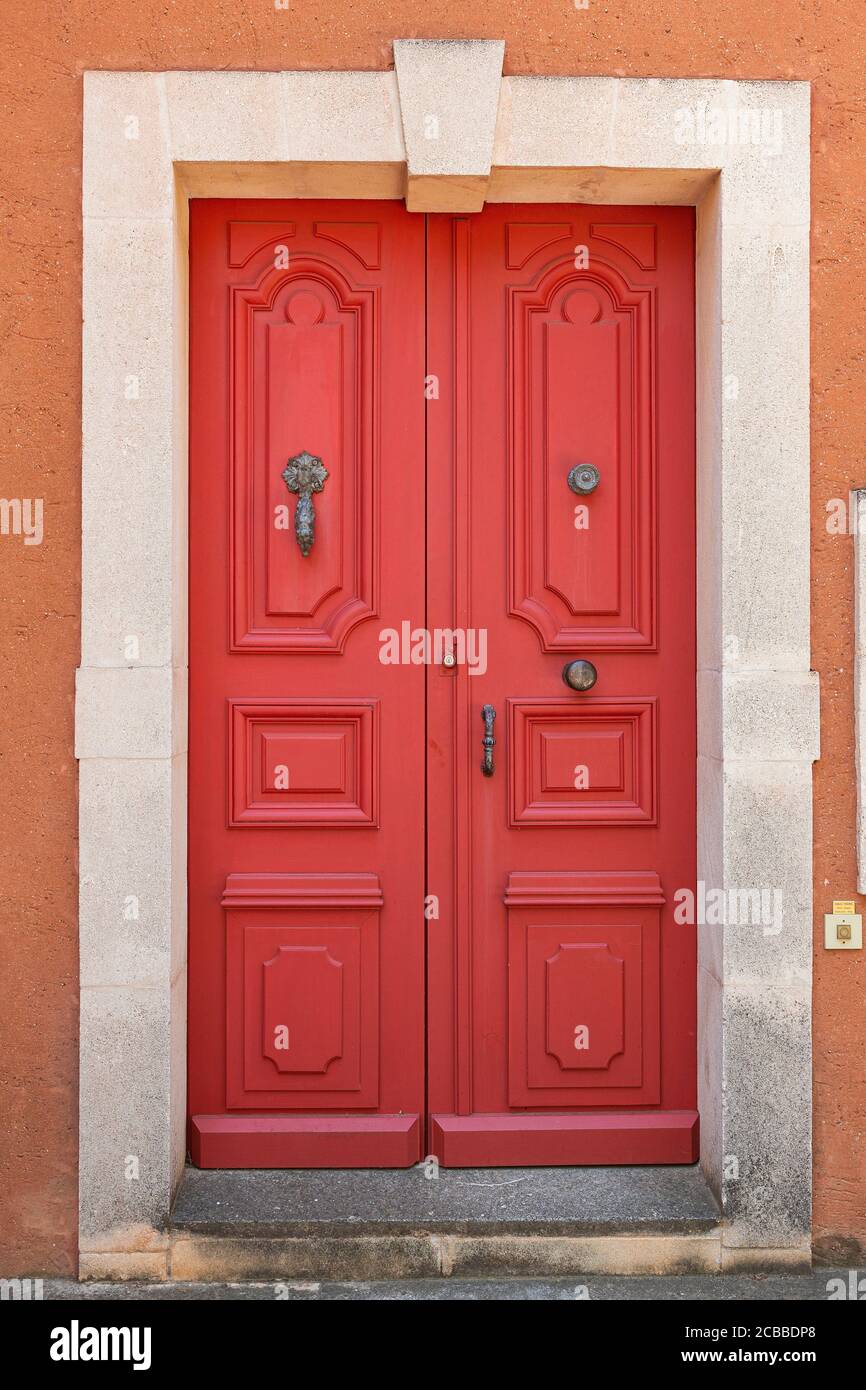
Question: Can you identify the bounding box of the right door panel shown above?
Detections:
[427,206,697,1165]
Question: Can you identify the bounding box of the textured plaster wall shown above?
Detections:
[0,3,863,1274]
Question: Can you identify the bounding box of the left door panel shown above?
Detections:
[188,201,426,1167]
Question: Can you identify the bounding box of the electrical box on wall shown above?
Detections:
[824,900,863,950]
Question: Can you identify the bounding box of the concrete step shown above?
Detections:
[165,1164,726,1281]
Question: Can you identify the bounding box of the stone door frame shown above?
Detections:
[76,43,818,1275]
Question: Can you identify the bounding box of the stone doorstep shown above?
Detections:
[168,1232,725,1283]
[170,1164,721,1239]
[79,1165,818,1282]
[78,1238,815,1284]
[79,1167,822,1284]
[80,1163,771,1283]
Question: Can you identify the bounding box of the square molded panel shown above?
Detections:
[506,871,661,1107]
[508,697,656,826]
[229,699,378,827]
[224,873,381,1110]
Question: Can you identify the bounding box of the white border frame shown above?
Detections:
[77,48,819,1276]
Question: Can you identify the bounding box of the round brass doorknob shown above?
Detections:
[562,659,597,691]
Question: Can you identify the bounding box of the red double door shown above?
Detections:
[188,200,696,1168]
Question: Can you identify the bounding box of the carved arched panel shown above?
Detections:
[508,257,656,650]
[230,252,378,652]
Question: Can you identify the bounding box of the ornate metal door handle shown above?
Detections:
[282,450,329,557]
[481,704,496,777]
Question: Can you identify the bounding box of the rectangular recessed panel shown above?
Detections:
[546,314,622,618]
[506,871,661,1108]
[229,699,377,827]
[509,697,656,826]
[260,732,347,793]
[224,873,380,1110]
[541,729,624,792]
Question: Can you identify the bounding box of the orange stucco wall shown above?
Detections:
[1,3,863,1274]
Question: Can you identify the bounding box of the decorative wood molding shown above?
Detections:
[229,244,379,653]
[504,870,665,906]
[223,872,383,1111]
[190,1114,420,1169]
[429,1111,699,1167]
[507,248,656,652]
[228,699,379,828]
[507,698,657,828]
[221,872,384,910]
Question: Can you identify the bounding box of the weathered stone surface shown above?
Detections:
[442,1234,720,1278]
[78,1252,168,1282]
[394,39,504,210]
[170,1236,441,1283]
[78,987,174,1245]
[171,1164,720,1238]
[720,987,811,1249]
[45,1271,844,1301]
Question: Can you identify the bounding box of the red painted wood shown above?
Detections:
[188,201,426,1166]
[426,206,696,1165]
[221,874,381,1108]
[505,868,664,1110]
[190,1115,421,1169]
[429,1112,700,1167]
[190,201,695,1170]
